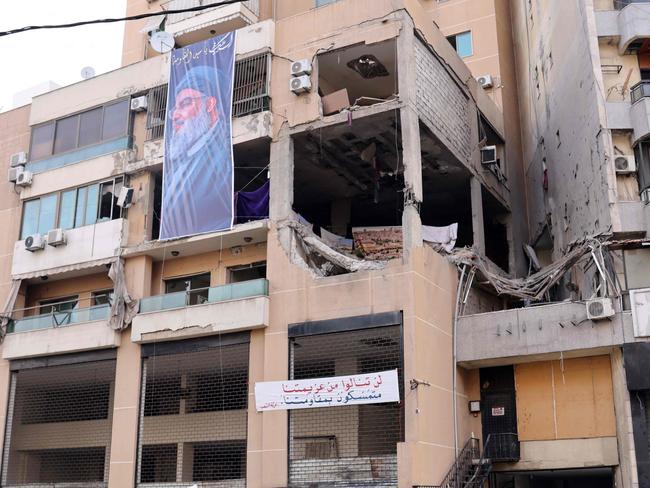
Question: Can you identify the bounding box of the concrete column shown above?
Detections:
[330,198,351,236]
[470,177,486,254]
[610,349,638,488]
[107,331,142,488]
[397,14,423,261]
[269,124,294,223]
[107,255,151,488]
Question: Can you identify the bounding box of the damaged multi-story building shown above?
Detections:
[0,0,649,487]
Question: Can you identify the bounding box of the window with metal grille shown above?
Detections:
[145,53,270,141]
[289,325,404,487]
[1,359,116,487]
[137,340,249,486]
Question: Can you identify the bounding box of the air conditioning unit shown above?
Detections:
[24,234,45,252]
[291,59,312,77]
[47,228,66,247]
[15,170,33,187]
[117,187,134,208]
[614,155,636,174]
[290,75,312,94]
[8,167,22,183]
[480,145,498,166]
[130,96,148,112]
[10,151,27,167]
[477,74,493,89]
[586,297,615,320]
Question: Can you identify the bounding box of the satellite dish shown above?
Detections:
[150,30,175,54]
[80,66,96,79]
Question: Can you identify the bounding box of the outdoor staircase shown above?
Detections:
[414,436,493,488]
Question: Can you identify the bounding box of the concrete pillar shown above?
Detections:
[470,177,486,254]
[397,14,424,259]
[269,124,294,223]
[107,331,142,488]
[107,255,152,488]
[610,348,638,488]
[330,198,351,236]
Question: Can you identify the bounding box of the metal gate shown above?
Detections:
[479,366,520,462]
[136,338,249,487]
[288,325,404,487]
[1,359,116,487]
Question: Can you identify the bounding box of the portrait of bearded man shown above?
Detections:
[160,64,234,239]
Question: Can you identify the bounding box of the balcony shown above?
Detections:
[595,2,650,53]
[631,81,650,142]
[162,0,260,46]
[457,301,632,367]
[131,278,269,342]
[11,218,127,279]
[3,298,121,360]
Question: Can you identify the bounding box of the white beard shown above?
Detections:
[169,108,213,160]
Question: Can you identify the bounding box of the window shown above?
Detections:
[447,31,473,58]
[191,440,246,481]
[227,261,266,283]
[20,177,124,239]
[92,290,114,306]
[140,444,178,483]
[29,99,130,161]
[165,272,211,305]
[39,296,78,315]
[315,0,337,6]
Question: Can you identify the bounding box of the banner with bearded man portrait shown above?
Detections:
[160,31,236,240]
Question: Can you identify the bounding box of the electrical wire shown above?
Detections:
[0,0,246,38]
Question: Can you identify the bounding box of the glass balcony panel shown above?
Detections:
[8,303,111,334]
[140,278,269,313]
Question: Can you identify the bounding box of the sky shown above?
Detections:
[0,0,128,112]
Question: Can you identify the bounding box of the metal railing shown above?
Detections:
[414,437,481,488]
[162,0,260,24]
[7,296,112,334]
[139,278,268,313]
[146,53,271,140]
[631,81,650,104]
[483,432,520,463]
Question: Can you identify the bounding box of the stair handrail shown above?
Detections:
[430,436,480,488]
[464,434,493,487]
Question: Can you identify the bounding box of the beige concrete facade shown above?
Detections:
[0,1,646,487]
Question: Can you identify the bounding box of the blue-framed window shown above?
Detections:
[29,99,130,162]
[20,177,124,239]
[447,31,473,58]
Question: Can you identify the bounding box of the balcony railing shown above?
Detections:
[7,296,112,334]
[484,432,520,463]
[139,278,268,313]
[162,0,260,24]
[631,81,650,104]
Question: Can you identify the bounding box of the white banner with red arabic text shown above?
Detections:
[254,369,400,411]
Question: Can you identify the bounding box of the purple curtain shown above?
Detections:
[234,180,269,224]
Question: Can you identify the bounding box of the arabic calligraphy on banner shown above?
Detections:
[254,369,400,412]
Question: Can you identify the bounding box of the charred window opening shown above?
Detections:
[483,188,510,272]
[137,341,249,486]
[420,124,473,250]
[2,360,116,486]
[228,261,267,283]
[152,171,163,240]
[293,113,404,256]
[289,325,404,486]
[479,114,506,181]
[318,40,397,115]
